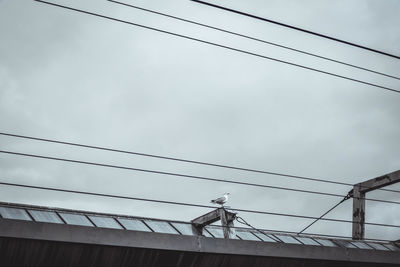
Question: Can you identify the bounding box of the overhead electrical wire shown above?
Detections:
[1,149,400,205]
[0,180,399,229]
[297,193,351,234]
[3,1,397,241]
[0,149,345,198]
[234,216,392,243]
[107,0,400,81]
[33,0,400,94]
[0,201,391,242]
[1,132,399,194]
[190,0,400,60]
[236,215,282,242]
[0,201,391,243]
[0,199,393,243]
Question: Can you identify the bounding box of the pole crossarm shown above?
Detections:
[349,170,400,240]
[354,170,400,194]
[191,208,236,238]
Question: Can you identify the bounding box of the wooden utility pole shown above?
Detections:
[349,170,400,240]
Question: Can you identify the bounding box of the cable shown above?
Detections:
[0,149,344,198]
[0,201,391,243]
[1,132,399,195]
[33,0,400,94]
[0,199,392,242]
[190,0,400,60]
[236,215,279,242]
[297,193,351,235]
[108,0,400,80]
[228,207,400,228]
[1,149,400,206]
[1,180,400,229]
[233,220,393,242]
[236,216,396,243]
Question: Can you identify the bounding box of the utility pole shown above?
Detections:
[349,170,400,240]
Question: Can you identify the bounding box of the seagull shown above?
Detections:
[210,193,230,206]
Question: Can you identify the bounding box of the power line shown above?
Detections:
[0,201,391,242]
[235,216,392,242]
[108,0,400,80]
[1,149,400,206]
[298,193,351,234]
[0,182,400,228]
[0,180,399,229]
[190,0,400,60]
[33,0,400,94]
[236,215,279,242]
[1,132,399,194]
[0,149,344,198]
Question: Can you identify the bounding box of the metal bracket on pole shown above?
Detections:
[348,170,400,240]
[191,208,236,238]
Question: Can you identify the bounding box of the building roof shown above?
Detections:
[0,201,399,267]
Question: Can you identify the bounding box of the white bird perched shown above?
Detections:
[210,193,230,206]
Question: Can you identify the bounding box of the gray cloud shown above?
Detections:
[0,0,399,240]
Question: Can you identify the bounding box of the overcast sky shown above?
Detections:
[0,0,399,240]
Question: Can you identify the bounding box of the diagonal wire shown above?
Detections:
[0,199,393,242]
[190,0,400,60]
[0,149,346,198]
[1,180,400,229]
[1,149,400,205]
[108,0,400,80]
[1,132,399,194]
[33,0,400,94]
[236,215,280,242]
[297,193,351,235]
